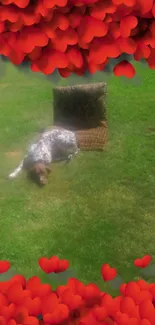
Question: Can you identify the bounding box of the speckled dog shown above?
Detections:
[8,127,80,186]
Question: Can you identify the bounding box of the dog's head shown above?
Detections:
[29,162,51,186]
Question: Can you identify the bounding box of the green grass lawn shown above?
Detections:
[0,61,155,294]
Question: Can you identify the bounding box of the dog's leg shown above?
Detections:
[65,148,80,164]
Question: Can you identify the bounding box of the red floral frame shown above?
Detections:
[0,255,154,325]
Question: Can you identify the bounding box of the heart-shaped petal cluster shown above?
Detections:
[0,0,155,77]
[134,255,152,268]
[38,256,69,273]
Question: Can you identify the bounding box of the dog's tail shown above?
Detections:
[7,159,24,179]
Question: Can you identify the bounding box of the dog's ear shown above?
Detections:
[29,163,42,175]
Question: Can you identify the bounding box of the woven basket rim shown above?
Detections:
[53,82,107,91]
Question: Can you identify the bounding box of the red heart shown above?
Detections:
[77,16,108,43]
[120,15,138,37]
[46,12,69,29]
[14,0,30,8]
[113,61,136,78]
[67,278,85,296]
[0,282,10,294]
[135,0,153,14]
[60,288,83,310]
[93,306,108,321]
[43,304,69,325]
[28,47,42,61]
[120,284,127,295]
[66,47,83,69]
[68,8,82,28]
[37,284,52,298]
[115,311,130,325]
[21,11,40,26]
[120,297,136,317]
[139,300,155,323]
[56,285,68,297]
[26,276,51,298]
[0,303,16,320]
[124,282,140,298]
[38,256,70,274]
[23,316,39,325]
[84,284,101,301]
[100,294,114,314]
[116,37,136,54]
[7,283,31,305]
[101,264,117,281]
[134,43,150,61]
[10,275,26,289]
[134,290,152,305]
[58,68,71,78]
[134,255,152,268]
[56,259,69,273]
[0,261,10,273]
[90,1,116,20]
[136,279,149,291]
[79,312,101,325]
[18,26,48,53]
[48,255,64,273]
[38,257,53,274]
[41,293,59,315]
[24,297,42,316]
[14,306,29,323]
[149,283,155,300]
[112,296,122,315]
[26,276,41,297]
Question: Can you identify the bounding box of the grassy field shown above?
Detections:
[0,61,155,294]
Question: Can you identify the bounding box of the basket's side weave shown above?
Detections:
[75,121,108,151]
